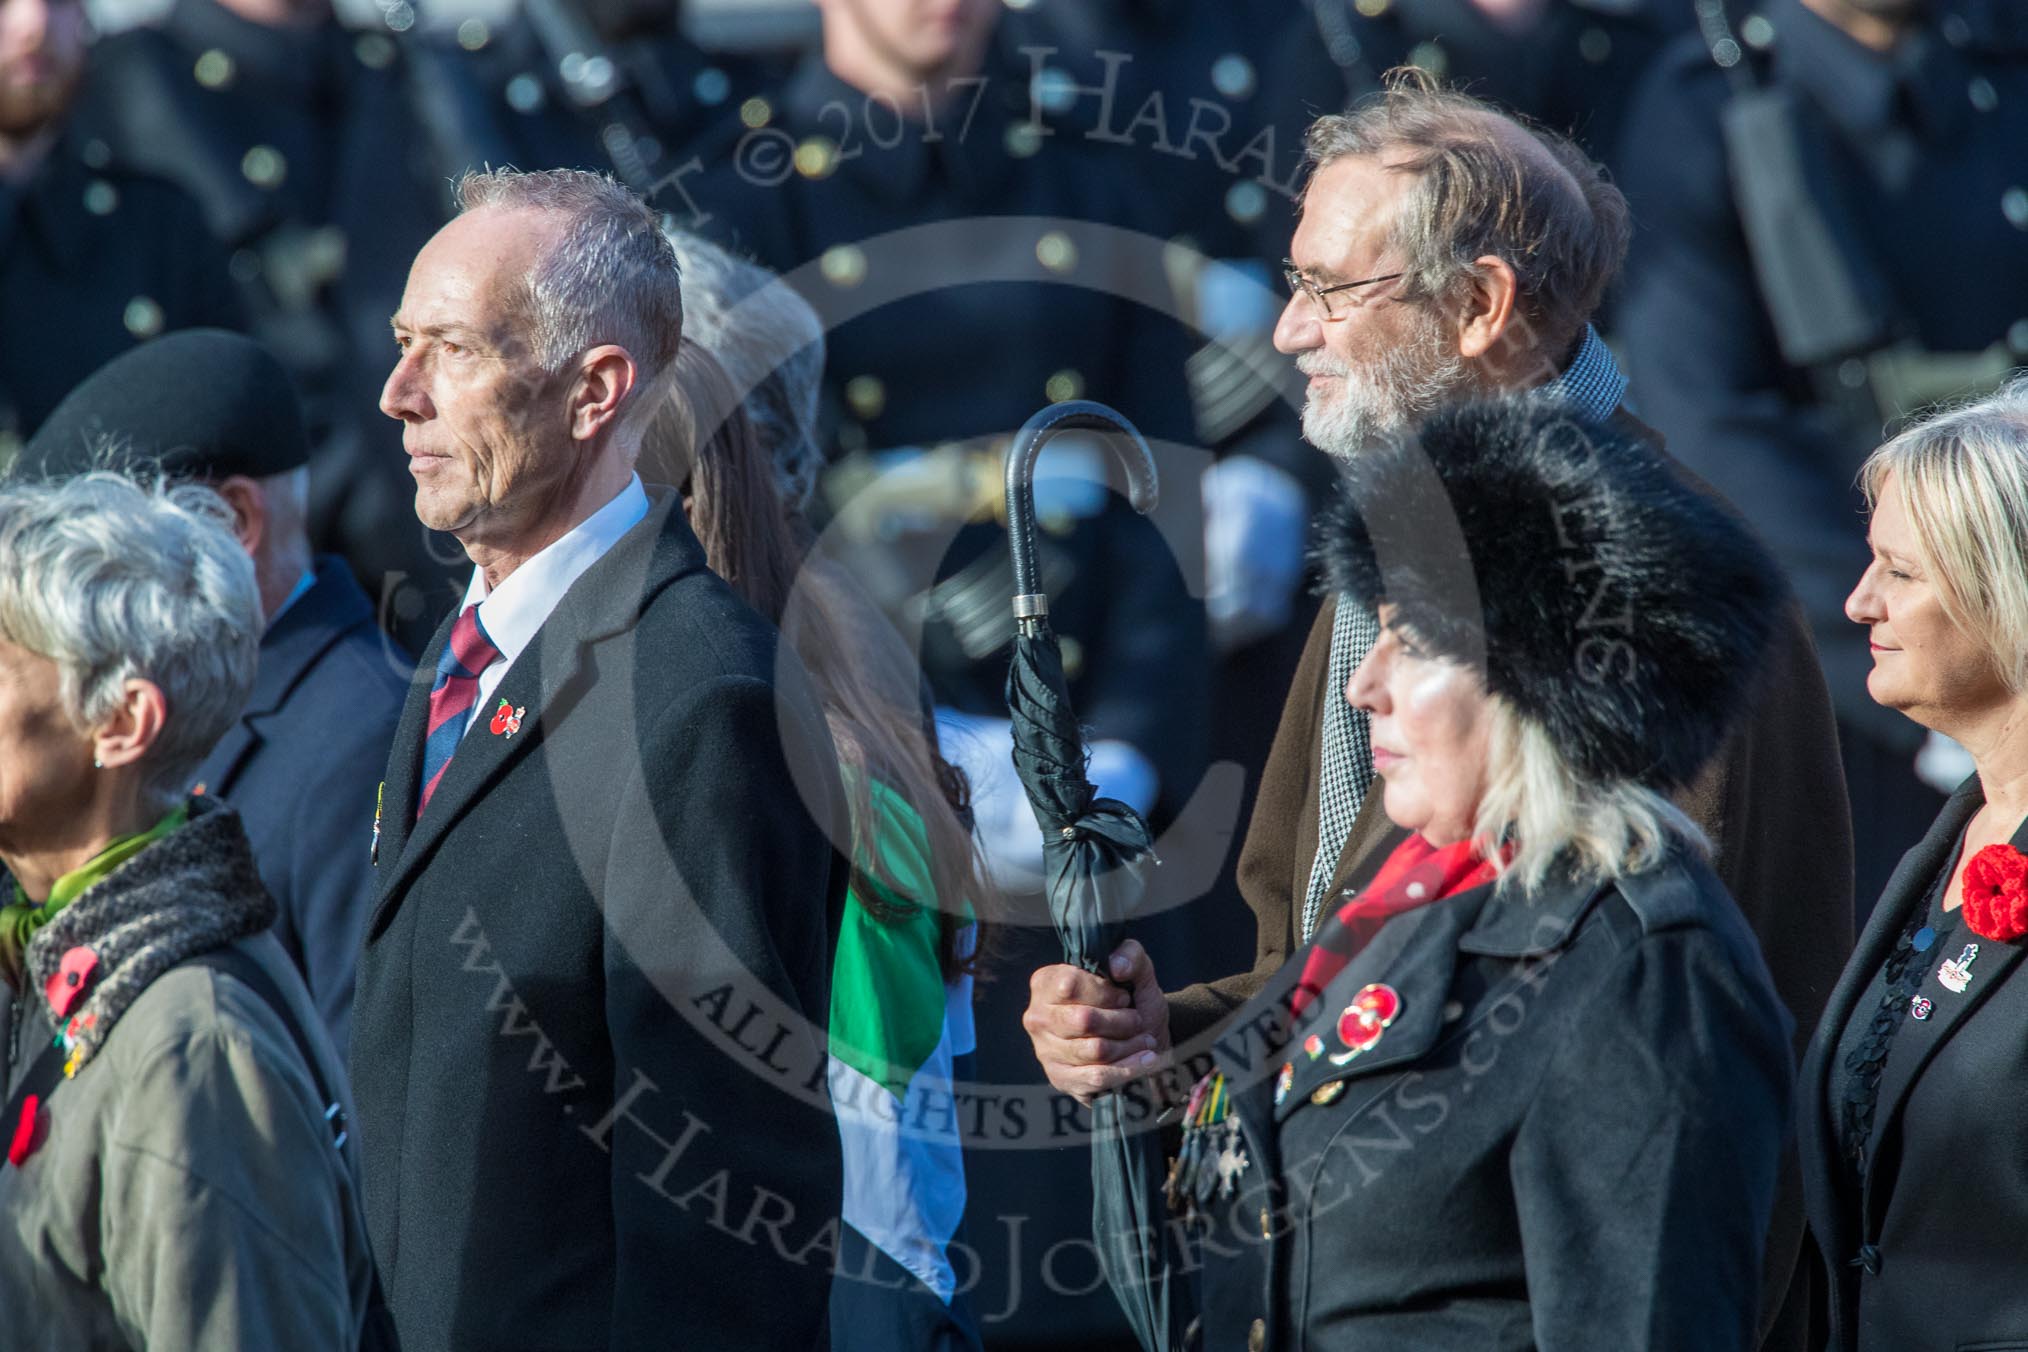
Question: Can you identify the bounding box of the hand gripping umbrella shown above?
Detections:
[1003,401,1184,1352]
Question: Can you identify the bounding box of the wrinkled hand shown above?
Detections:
[1023,940,1171,1106]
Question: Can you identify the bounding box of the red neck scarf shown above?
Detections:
[1290,834,1500,1018]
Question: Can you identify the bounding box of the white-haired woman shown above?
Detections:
[1091,400,1793,1351]
[1802,382,2028,1352]
[0,474,379,1349]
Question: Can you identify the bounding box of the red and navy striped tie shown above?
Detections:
[417,605,500,819]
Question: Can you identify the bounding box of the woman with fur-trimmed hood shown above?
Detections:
[0,473,379,1349]
[1134,398,1793,1351]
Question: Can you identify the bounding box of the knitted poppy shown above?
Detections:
[1961,843,2028,943]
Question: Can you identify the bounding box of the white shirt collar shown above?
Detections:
[459,475,650,670]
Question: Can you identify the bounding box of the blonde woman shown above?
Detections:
[1104,398,1793,1351]
[1802,380,2028,1352]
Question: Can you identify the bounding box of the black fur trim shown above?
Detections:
[1313,399,1783,789]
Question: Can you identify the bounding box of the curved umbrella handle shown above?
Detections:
[1005,400,1159,630]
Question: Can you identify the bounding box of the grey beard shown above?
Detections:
[1301,329,1471,462]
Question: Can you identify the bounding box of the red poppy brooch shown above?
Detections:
[1962,843,2028,943]
[489,699,525,739]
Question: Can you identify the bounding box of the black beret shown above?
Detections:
[20,329,310,482]
[1314,398,1783,791]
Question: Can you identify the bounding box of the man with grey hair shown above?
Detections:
[1022,74,1852,1350]
[358,166,848,1351]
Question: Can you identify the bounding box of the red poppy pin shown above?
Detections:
[1962,842,2028,943]
[1329,982,1402,1065]
[489,699,525,739]
[45,947,99,1020]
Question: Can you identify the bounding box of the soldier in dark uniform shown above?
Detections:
[0,0,239,458]
[1616,0,2028,915]
[70,0,464,648]
[436,0,783,193]
[1256,0,1697,184]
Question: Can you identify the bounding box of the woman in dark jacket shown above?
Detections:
[1801,380,2028,1352]
[1107,399,1795,1351]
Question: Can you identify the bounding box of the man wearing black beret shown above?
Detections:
[23,328,409,1053]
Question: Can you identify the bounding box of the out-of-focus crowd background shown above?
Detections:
[3,0,2023,1343]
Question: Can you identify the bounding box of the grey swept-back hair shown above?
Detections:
[665,230,826,511]
[0,472,259,794]
[457,167,685,388]
[1304,68,1629,362]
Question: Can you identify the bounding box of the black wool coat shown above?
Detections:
[1186,846,1792,1352]
[1800,778,2028,1352]
[194,557,409,1053]
[351,492,850,1351]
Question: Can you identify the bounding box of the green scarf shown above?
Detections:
[1,804,189,989]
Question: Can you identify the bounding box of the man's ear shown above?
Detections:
[570,345,640,442]
[91,678,170,773]
[211,475,266,556]
[1454,255,1520,361]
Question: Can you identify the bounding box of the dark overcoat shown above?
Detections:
[350,491,850,1351]
[194,557,409,1053]
[1166,414,1854,1348]
[1187,846,1792,1352]
[1799,778,2028,1352]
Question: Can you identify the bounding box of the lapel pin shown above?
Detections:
[1910,995,1934,1021]
[45,947,99,1020]
[490,698,525,738]
[1330,982,1402,1066]
[1274,1061,1295,1107]
[1937,942,1980,995]
[1310,1081,1346,1107]
[1302,1033,1325,1061]
[370,781,384,865]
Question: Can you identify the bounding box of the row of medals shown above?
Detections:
[1164,983,1403,1220]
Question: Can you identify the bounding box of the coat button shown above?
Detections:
[1248,1317,1266,1351]
[1257,1206,1272,1238]
[1850,1243,1882,1276]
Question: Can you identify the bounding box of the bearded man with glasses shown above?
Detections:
[1023,69,1854,1352]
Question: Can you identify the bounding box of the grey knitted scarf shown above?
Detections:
[21,796,274,1074]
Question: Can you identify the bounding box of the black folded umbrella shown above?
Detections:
[1002,400,1182,1352]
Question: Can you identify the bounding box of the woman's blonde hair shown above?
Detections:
[1472,691,1705,893]
[1859,376,2028,695]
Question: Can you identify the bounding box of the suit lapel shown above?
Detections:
[367,491,708,938]
[371,609,454,911]
[1796,778,1979,1268]
[376,617,590,907]
[1861,790,2027,1223]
